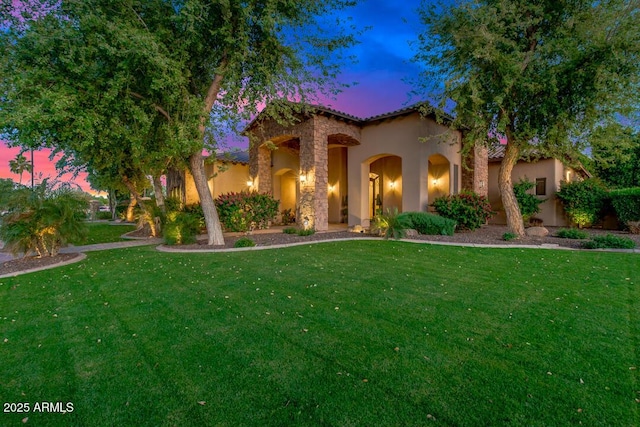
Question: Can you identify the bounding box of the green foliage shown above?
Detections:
[0,0,358,245]
[215,191,279,232]
[282,227,315,236]
[0,178,17,209]
[513,178,545,222]
[432,191,495,231]
[556,228,590,240]
[397,211,456,236]
[590,123,640,188]
[502,232,517,241]
[608,187,640,226]
[234,237,256,248]
[296,228,316,236]
[582,234,636,250]
[556,179,608,228]
[0,180,88,257]
[163,212,200,245]
[96,211,113,220]
[371,207,411,239]
[414,0,640,234]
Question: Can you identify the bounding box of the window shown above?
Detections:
[535,178,546,196]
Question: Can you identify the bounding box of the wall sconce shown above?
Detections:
[246,179,254,187]
[432,178,438,187]
[299,173,307,183]
[389,181,396,190]
[328,184,335,193]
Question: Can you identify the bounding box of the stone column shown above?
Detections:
[462,143,489,197]
[298,126,317,230]
[255,145,272,193]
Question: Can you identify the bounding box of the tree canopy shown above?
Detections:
[0,0,358,244]
[414,0,640,235]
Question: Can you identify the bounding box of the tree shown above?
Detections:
[8,153,32,185]
[589,122,640,188]
[0,0,358,245]
[414,0,640,236]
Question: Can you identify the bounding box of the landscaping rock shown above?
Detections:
[627,221,640,235]
[526,226,549,237]
[405,229,419,238]
[349,225,365,233]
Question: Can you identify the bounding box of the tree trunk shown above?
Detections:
[152,175,166,214]
[498,143,526,236]
[126,193,137,223]
[123,176,157,237]
[189,152,224,245]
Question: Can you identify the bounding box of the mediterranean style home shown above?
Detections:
[173,103,588,230]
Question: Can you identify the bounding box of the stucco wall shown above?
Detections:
[210,162,251,198]
[348,112,462,226]
[328,147,348,223]
[488,158,570,227]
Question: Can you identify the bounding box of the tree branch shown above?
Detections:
[129,91,171,121]
[199,57,229,134]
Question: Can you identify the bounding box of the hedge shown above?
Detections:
[397,211,456,236]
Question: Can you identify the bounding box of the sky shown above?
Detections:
[0,0,430,192]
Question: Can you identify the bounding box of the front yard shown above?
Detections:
[1,241,638,426]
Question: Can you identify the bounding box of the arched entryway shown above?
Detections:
[368,155,402,217]
[273,168,297,219]
[428,154,450,201]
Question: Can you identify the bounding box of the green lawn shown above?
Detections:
[0,241,638,426]
[73,222,137,245]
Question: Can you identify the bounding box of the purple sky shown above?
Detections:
[0,0,429,192]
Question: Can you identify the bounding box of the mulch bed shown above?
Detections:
[0,253,82,277]
[164,225,640,251]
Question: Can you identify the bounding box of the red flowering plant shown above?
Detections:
[215,191,279,232]
[431,191,495,231]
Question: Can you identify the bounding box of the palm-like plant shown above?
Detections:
[8,153,32,185]
[0,180,88,257]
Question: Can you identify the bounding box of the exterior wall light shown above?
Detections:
[247,180,254,187]
[299,173,307,183]
[389,181,396,189]
[432,178,438,187]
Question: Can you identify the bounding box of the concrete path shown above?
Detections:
[59,238,164,253]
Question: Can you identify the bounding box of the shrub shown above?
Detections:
[502,232,518,241]
[283,227,315,236]
[0,180,88,257]
[397,211,456,236]
[163,211,200,245]
[296,228,315,236]
[96,211,112,220]
[183,203,206,231]
[556,179,607,228]
[215,191,279,232]
[513,178,545,222]
[234,237,256,248]
[431,191,494,231]
[371,207,411,239]
[582,234,636,249]
[556,228,589,239]
[608,187,640,227]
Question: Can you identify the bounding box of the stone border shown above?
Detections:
[0,253,87,279]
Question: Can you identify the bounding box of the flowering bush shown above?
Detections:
[215,191,279,232]
[432,191,495,231]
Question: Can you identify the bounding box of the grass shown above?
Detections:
[0,241,638,426]
[73,222,136,245]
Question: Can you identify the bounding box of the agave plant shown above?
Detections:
[371,207,411,239]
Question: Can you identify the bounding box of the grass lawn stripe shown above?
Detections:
[0,241,638,426]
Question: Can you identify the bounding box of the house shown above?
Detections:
[487,145,591,227]
[175,103,586,230]
[244,104,487,230]
[168,151,252,205]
